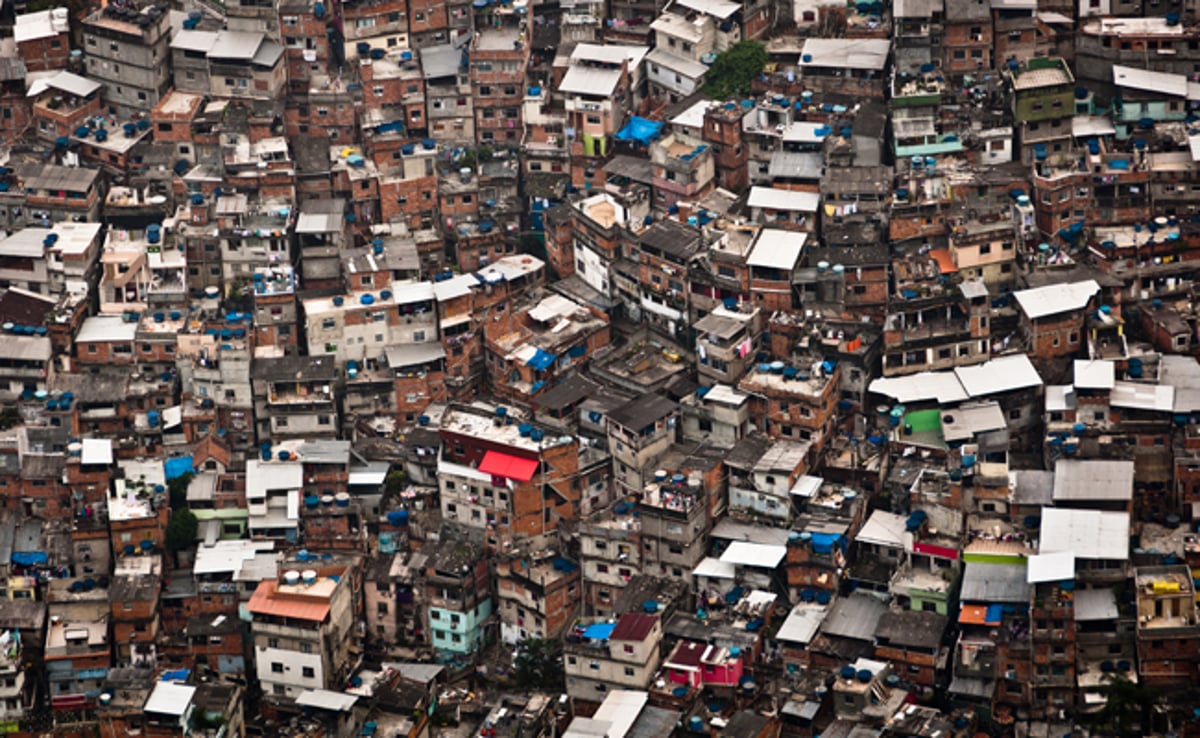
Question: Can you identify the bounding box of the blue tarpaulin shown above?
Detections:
[810,533,844,554]
[11,552,48,566]
[615,116,663,145]
[164,456,194,480]
[526,349,557,371]
[582,622,615,640]
[985,604,1005,624]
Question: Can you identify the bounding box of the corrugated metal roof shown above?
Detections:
[645,48,708,79]
[855,510,908,548]
[941,401,1006,444]
[719,541,786,569]
[1039,508,1129,560]
[558,66,622,97]
[818,593,886,641]
[432,274,477,302]
[748,186,820,213]
[693,556,735,579]
[421,45,462,79]
[790,474,823,498]
[390,281,435,305]
[672,0,740,19]
[207,31,264,61]
[1109,380,1174,413]
[80,439,113,465]
[798,38,890,70]
[170,29,218,53]
[1113,64,1187,97]
[1045,385,1076,412]
[775,603,828,644]
[1013,280,1099,319]
[1074,359,1115,390]
[75,315,136,344]
[746,228,807,270]
[961,562,1030,603]
[868,371,971,404]
[953,353,1043,397]
[385,342,446,367]
[1053,459,1134,502]
[143,682,195,716]
[14,9,69,43]
[1026,552,1075,583]
[28,70,102,99]
[246,579,333,621]
[295,689,358,712]
[1074,588,1119,622]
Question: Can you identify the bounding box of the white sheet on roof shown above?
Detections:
[1026,551,1075,583]
[746,229,807,270]
[80,438,113,465]
[1113,64,1188,97]
[1039,508,1129,561]
[868,371,970,404]
[391,280,435,305]
[1109,380,1174,412]
[790,474,823,498]
[694,556,736,579]
[295,689,359,712]
[776,603,828,644]
[1074,359,1114,390]
[747,186,820,213]
[856,510,908,548]
[1013,280,1099,319]
[720,541,786,569]
[1074,588,1119,622]
[703,384,748,406]
[432,274,477,301]
[144,682,196,716]
[953,354,1043,397]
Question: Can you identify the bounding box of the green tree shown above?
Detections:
[703,41,768,100]
[385,469,407,498]
[165,509,199,552]
[167,472,195,510]
[513,638,564,690]
[1101,671,1156,737]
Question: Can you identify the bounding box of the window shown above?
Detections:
[271,662,284,673]
[302,667,315,678]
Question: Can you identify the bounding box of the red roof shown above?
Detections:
[930,248,958,274]
[246,581,332,622]
[665,640,707,669]
[610,612,657,642]
[478,450,539,482]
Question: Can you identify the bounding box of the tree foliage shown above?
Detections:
[703,41,768,100]
[168,472,195,510]
[513,638,564,690]
[165,509,199,552]
[1101,671,1156,737]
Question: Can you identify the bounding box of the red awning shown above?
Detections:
[478,450,538,482]
[913,542,960,560]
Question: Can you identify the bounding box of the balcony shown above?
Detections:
[895,133,964,158]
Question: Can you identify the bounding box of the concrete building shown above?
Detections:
[81,3,173,119]
[247,565,357,701]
